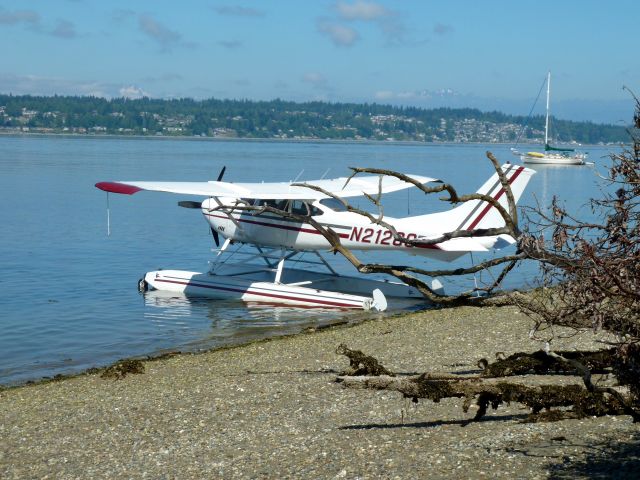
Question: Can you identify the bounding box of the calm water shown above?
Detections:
[0,135,613,385]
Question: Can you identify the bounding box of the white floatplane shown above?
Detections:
[96,163,535,311]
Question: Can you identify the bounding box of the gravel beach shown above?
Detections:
[1,304,638,479]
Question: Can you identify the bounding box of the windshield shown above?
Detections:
[319,198,348,212]
[250,199,322,216]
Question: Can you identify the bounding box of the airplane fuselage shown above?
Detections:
[201,197,479,262]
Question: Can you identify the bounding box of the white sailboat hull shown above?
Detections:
[521,152,586,165]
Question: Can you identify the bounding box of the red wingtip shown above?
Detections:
[95,182,143,195]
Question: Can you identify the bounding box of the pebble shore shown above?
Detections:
[1,304,638,479]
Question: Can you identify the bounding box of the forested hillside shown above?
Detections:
[0,94,627,144]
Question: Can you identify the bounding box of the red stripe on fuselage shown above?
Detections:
[206,213,440,250]
[413,242,440,250]
[205,213,350,238]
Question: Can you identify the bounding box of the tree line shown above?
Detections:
[0,93,629,144]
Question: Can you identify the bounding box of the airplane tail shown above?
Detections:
[400,163,535,253]
[446,163,535,233]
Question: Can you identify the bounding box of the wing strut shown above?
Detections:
[107,192,111,236]
[313,251,339,275]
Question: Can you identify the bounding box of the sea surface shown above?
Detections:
[0,135,614,385]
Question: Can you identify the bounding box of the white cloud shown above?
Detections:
[0,73,113,97]
[0,73,155,98]
[51,19,76,39]
[141,73,183,83]
[374,90,394,100]
[112,9,136,23]
[138,14,186,52]
[218,40,243,49]
[323,1,406,46]
[119,85,150,99]
[213,6,265,17]
[0,9,80,39]
[0,8,40,26]
[317,20,359,47]
[335,1,388,21]
[374,88,459,102]
[302,72,328,88]
[433,23,454,36]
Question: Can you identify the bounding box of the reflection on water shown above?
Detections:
[144,291,194,324]
[142,289,414,352]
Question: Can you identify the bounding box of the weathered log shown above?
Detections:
[336,374,627,422]
[479,348,616,377]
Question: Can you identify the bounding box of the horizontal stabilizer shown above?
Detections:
[433,237,489,252]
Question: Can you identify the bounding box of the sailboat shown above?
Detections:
[517,72,587,165]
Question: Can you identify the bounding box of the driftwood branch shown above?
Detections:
[335,344,638,423]
[479,349,616,377]
[336,374,627,423]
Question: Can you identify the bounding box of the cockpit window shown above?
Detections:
[319,197,348,212]
[308,204,322,216]
[290,200,308,216]
[254,199,287,210]
[249,199,323,217]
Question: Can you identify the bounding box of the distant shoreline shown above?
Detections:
[0,130,618,149]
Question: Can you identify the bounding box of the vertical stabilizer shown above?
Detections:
[451,163,535,232]
[400,163,535,234]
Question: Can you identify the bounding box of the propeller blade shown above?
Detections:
[210,227,220,247]
[178,201,202,209]
[217,166,227,182]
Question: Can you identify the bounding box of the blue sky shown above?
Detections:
[1,0,637,123]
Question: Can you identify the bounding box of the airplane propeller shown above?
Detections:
[210,165,226,247]
[210,227,220,247]
[178,166,227,247]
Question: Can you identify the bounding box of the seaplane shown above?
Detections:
[96,163,535,311]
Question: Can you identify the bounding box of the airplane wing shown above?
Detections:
[95,174,437,200]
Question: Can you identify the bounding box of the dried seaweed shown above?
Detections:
[336,344,394,376]
[479,349,616,377]
[101,359,145,380]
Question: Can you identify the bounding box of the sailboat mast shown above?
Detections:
[544,71,550,147]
